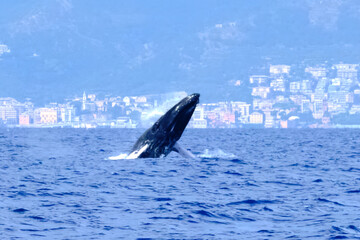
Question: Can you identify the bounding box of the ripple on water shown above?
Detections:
[12,208,29,213]
[227,199,282,206]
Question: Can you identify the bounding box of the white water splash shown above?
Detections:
[198,149,237,159]
[140,92,188,127]
[107,153,129,160]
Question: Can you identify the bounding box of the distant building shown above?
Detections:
[301,99,311,113]
[123,96,131,106]
[253,99,274,111]
[322,116,331,125]
[230,102,250,117]
[311,93,327,102]
[88,94,96,101]
[327,101,346,114]
[290,82,301,93]
[19,113,30,125]
[349,105,360,114]
[333,64,358,81]
[190,119,207,128]
[252,87,270,98]
[220,112,235,126]
[0,97,19,106]
[249,75,268,85]
[95,100,106,112]
[270,65,290,76]
[135,96,147,103]
[276,95,286,102]
[0,106,18,124]
[329,90,350,104]
[312,100,325,119]
[346,93,354,103]
[331,78,341,86]
[87,103,97,112]
[305,67,327,78]
[312,112,324,120]
[301,80,312,94]
[270,78,286,92]
[280,120,288,128]
[314,77,328,93]
[112,117,136,128]
[249,112,264,124]
[82,91,87,110]
[264,111,275,128]
[189,105,208,128]
[289,95,307,106]
[59,106,75,122]
[34,108,58,124]
[193,105,205,120]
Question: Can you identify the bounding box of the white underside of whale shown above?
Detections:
[126,144,149,159]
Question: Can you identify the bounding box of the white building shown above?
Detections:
[0,106,17,124]
[253,99,274,111]
[249,75,268,85]
[252,87,270,98]
[189,119,207,128]
[301,99,311,113]
[305,67,327,78]
[270,65,290,75]
[349,105,360,114]
[333,64,358,80]
[270,78,286,92]
[301,80,312,94]
[290,82,301,93]
[249,112,264,124]
[230,102,250,117]
[59,105,75,123]
[264,111,275,128]
[189,105,208,128]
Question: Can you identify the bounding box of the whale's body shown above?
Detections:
[128,93,200,158]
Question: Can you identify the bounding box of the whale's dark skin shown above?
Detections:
[129,93,200,158]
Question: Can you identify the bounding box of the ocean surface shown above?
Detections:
[1,128,360,240]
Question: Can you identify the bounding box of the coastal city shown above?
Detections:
[1,63,360,129]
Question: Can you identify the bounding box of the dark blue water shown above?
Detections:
[1,129,360,239]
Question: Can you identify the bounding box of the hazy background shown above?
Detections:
[1,0,360,105]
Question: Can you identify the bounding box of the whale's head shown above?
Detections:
[155,93,200,140]
[130,93,200,158]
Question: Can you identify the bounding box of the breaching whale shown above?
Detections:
[127,93,200,159]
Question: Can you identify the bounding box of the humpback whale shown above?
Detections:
[127,93,200,159]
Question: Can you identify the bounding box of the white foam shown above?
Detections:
[107,153,129,160]
[198,149,237,159]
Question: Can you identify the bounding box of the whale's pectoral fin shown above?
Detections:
[173,142,196,159]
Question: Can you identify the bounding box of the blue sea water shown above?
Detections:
[1,128,360,240]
